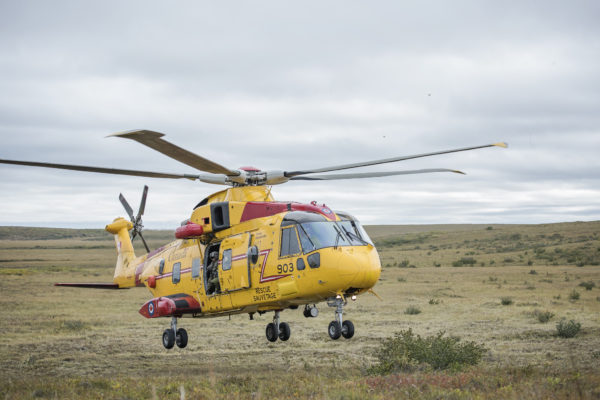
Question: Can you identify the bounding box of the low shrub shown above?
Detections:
[452,257,477,267]
[500,297,513,306]
[404,306,421,315]
[533,310,554,323]
[578,281,596,291]
[556,319,581,338]
[428,298,440,305]
[397,277,406,282]
[569,290,580,301]
[368,329,487,374]
[529,269,537,275]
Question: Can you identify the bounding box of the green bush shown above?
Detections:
[529,269,537,275]
[569,290,580,301]
[428,298,440,305]
[578,281,596,291]
[404,306,421,315]
[556,319,581,338]
[533,310,554,323]
[500,297,513,306]
[452,257,477,267]
[368,329,487,374]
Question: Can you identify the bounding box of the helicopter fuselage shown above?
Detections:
[110,186,381,323]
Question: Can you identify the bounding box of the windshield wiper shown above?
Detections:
[341,225,368,245]
[334,225,344,249]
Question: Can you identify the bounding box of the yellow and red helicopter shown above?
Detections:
[0,130,506,348]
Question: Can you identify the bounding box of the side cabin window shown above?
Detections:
[191,258,201,279]
[222,249,232,271]
[158,259,165,275]
[172,262,181,284]
[280,226,301,257]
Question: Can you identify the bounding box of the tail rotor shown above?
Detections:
[119,185,150,253]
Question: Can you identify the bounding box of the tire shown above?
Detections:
[162,328,175,349]
[328,321,341,340]
[303,308,311,318]
[266,322,278,342]
[341,320,354,339]
[279,322,291,341]
[176,328,188,348]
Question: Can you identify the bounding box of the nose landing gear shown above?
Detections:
[162,316,188,349]
[266,310,291,342]
[327,297,354,340]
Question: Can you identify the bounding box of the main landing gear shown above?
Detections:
[162,316,188,349]
[327,297,354,340]
[265,310,291,342]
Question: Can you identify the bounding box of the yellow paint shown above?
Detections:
[106,186,381,318]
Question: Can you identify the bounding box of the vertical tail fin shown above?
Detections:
[105,217,137,287]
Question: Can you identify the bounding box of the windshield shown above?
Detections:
[298,220,372,252]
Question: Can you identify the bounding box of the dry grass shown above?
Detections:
[0,222,599,399]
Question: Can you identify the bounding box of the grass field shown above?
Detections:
[0,222,599,399]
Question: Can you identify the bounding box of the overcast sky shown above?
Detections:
[0,1,599,229]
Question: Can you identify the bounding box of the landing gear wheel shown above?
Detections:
[162,328,175,349]
[176,328,188,348]
[328,321,342,340]
[341,320,354,339]
[266,322,278,342]
[279,322,291,341]
[303,308,311,318]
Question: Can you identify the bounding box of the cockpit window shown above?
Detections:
[338,220,373,246]
[298,222,349,251]
[297,225,315,253]
[295,220,373,252]
[280,226,301,257]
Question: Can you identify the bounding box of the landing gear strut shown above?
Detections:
[327,297,354,340]
[162,316,188,349]
[265,310,291,342]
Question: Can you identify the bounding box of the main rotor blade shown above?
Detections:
[290,168,465,181]
[0,158,201,180]
[137,185,148,219]
[285,142,507,178]
[119,193,135,221]
[110,130,240,176]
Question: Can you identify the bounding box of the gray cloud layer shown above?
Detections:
[1,1,599,228]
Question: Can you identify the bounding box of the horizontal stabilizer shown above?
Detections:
[54,283,122,289]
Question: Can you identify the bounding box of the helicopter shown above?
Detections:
[0,130,506,348]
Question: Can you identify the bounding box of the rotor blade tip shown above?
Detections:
[453,170,466,175]
[107,129,165,139]
[493,142,508,148]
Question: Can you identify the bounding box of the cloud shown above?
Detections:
[0,1,599,228]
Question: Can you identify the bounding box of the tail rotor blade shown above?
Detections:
[137,185,148,219]
[119,193,135,221]
[138,231,150,253]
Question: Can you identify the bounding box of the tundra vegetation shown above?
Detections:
[0,221,599,399]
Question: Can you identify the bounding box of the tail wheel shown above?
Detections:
[266,322,278,342]
[341,320,354,339]
[162,328,175,349]
[279,322,291,341]
[176,328,188,348]
[328,321,341,340]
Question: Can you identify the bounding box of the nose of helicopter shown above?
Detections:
[335,245,381,291]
